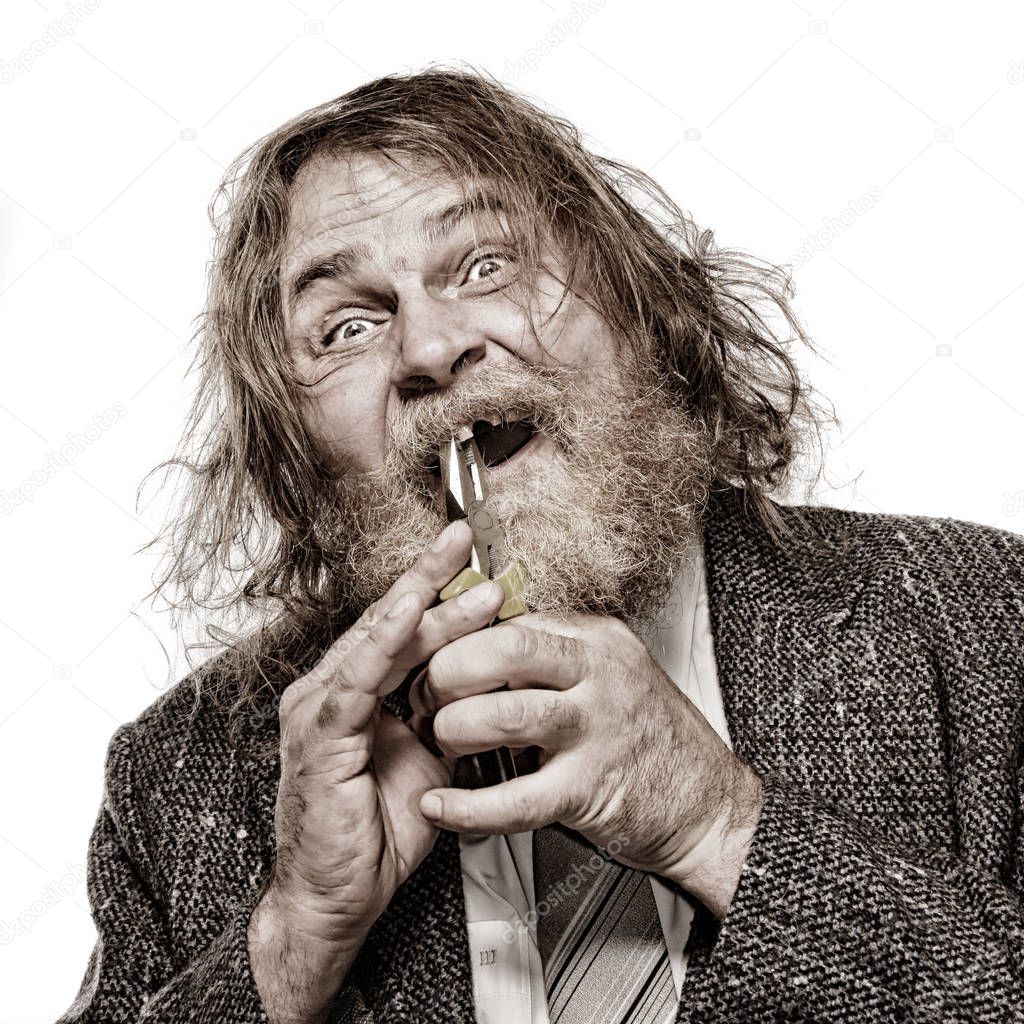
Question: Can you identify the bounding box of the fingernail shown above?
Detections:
[421,794,442,820]
[431,522,458,553]
[457,581,499,608]
[387,593,416,619]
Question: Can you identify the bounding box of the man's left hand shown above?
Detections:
[410,613,764,919]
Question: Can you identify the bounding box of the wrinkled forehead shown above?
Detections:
[280,150,508,279]
[276,146,557,317]
[286,151,450,246]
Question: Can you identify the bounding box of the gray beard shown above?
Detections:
[312,357,713,634]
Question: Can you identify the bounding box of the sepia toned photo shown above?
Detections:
[2,3,1022,1022]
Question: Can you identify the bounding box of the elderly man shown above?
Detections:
[59,70,1022,1024]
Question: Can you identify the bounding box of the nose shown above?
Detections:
[391,290,486,392]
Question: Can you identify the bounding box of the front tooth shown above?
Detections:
[488,414,501,427]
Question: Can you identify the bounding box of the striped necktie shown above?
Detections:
[532,823,678,1024]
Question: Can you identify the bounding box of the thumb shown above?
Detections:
[374,711,453,796]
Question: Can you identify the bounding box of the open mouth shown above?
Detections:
[425,417,537,477]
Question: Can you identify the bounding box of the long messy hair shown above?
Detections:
[147,65,826,745]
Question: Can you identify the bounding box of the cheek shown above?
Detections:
[523,286,619,371]
[300,362,391,474]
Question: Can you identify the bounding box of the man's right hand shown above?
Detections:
[248,519,505,1022]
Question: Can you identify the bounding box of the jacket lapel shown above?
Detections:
[700,488,842,774]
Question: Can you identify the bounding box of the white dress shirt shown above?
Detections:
[460,544,733,1023]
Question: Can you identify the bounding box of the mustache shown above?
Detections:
[384,362,581,477]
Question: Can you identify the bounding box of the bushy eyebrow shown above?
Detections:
[285,189,505,314]
[421,189,505,247]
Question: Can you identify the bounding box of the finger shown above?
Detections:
[281,522,483,743]
[281,588,429,740]
[402,579,506,672]
[418,623,589,714]
[383,519,477,607]
[284,521,479,707]
[419,771,568,833]
[342,523,504,687]
[280,585,428,720]
[327,518,478,675]
[432,690,584,758]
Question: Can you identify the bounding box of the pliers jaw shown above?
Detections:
[438,427,528,619]
[440,427,503,579]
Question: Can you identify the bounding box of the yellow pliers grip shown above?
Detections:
[439,561,529,620]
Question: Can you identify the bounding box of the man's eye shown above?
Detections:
[323,317,376,347]
[464,253,512,284]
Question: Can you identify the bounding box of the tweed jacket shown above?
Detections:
[57,490,1024,1023]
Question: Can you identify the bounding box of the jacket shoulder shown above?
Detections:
[710,486,1023,577]
[118,656,236,766]
[706,487,1024,641]
[785,498,1024,565]
[102,646,279,844]
[777,499,1024,602]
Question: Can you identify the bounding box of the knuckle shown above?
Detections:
[331,657,364,693]
[607,617,637,648]
[552,632,581,667]
[278,688,295,724]
[362,610,390,648]
[278,672,319,723]
[361,598,385,628]
[413,551,439,580]
[499,625,585,680]
[315,692,339,730]
[288,661,323,695]
[411,541,450,584]
[282,713,312,760]
[541,694,583,733]
[503,624,539,663]
[343,599,389,648]
[606,615,631,636]
[492,690,528,733]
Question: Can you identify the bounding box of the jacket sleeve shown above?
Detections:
[56,723,374,1024]
[680,773,1024,1023]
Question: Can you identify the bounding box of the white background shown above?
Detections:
[1,0,1023,1019]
